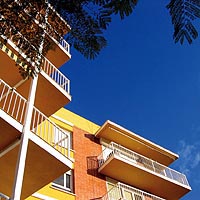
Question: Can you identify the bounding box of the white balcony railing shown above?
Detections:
[41,57,70,94]
[60,38,70,53]
[0,79,27,124]
[31,107,71,158]
[0,79,71,158]
[98,142,190,187]
[102,182,165,200]
[0,37,70,95]
[0,192,9,200]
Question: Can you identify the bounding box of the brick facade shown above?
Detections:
[73,126,107,200]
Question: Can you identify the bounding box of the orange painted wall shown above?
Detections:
[73,126,107,200]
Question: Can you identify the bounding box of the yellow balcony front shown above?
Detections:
[0,44,71,117]
[0,83,73,199]
[98,142,191,200]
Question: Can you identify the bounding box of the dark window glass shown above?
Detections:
[54,174,64,186]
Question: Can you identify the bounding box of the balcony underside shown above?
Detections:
[45,37,71,68]
[0,49,71,117]
[96,121,178,166]
[0,140,71,199]
[0,49,22,88]
[1,34,70,69]
[0,114,72,199]
[99,155,191,200]
[0,117,21,151]
[16,73,71,117]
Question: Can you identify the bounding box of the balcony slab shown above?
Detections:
[0,139,71,199]
[0,111,73,199]
[99,154,191,200]
[0,45,71,117]
[96,121,178,166]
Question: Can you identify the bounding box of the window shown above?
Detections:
[52,170,73,193]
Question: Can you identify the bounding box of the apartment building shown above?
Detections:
[0,0,72,199]
[28,108,191,200]
[0,1,191,200]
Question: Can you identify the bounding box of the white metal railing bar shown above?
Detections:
[1,37,70,96]
[98,142,190,187]
[28,1,71,54]
[101,182,165,200]
[0,36,70,95]
[41,56,70,94]
[0,79,27,124]
[31,107,71,158]
[0,192,10,200]
[60,37,70,53]
[45,32,70,55]
[0,79,71,158]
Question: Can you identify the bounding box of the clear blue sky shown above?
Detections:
[61,1,200,199]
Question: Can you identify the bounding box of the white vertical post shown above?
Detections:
[11,75,38,200]
[152,160,156,173]
[67,133,70,158]
[68,79,70,94]
[118,183,125,199]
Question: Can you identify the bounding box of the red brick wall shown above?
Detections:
[73,126,107,200]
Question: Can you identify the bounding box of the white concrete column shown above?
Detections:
[11,75,38,200]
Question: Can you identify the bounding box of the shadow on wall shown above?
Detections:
[84,134,105,200]
[86,156,105,179]
[84,133,100,144]
[85,133,103,178]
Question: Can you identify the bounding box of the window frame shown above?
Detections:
[52,170,73,193]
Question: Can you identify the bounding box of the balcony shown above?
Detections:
[98,142,191,200]
[0,42,71,116]
[34,56,71,116]
[101,182,165,200]
[1,0,71,67]
[45,35,71,67]
[0,79,73,199]
[95,121,178,166]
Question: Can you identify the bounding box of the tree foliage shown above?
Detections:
[49,0,138,59]
[167,0,200,44]
[49,0,200,59]
[0,0,68,78]
[1,0,200,70]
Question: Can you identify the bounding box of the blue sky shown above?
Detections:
[61,1,200,199]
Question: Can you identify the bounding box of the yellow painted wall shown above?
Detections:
[26,196,39,200]
[25,108,100,200]
[26,184,75,200]
[52,108,100,134]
